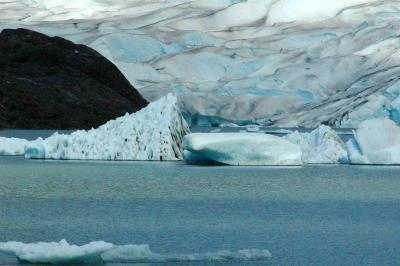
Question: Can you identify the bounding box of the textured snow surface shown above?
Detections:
[0,240,272,264]
[347,118,400,164]
[1,0,400,127]
[285,126,348,164]
[183,133,302,166]
[0,137,29,155]
[24,94,190,160]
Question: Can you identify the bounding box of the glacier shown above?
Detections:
[0,240,272,264]
[24,94,190,160]
[1,1,400,127]
[347,118,400,164]
[183,133,302,166]
[285,126,349,164]
[0,137,29,156]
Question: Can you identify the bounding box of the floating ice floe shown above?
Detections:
[0,240,272,264]
[219,123,240,128]
[0,240,113,264]
[347,118,400,164]
[103,245,272,263]
[0,137,29,156]
[210,128,222,133]
[24,94,190,160]
[183,133,302,166]
[246,125,261,132]
[183,150,222,165]
[285,125,348,164]
[268,129,293,134]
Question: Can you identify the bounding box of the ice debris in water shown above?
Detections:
[285,125,349,164]
[24,94,190,161]
[183,133,302,166]
[0,240,272,264]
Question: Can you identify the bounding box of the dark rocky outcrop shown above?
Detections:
[0,28,148,129]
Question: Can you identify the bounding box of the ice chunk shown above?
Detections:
[183,150,221,165]
[347,118,400,164]
[0,240,114,264]
[101,244,153,263]
[246,125,261,132]
[0,137,29,156]
[24,94,190,161]
[285,126,348,164]
[0,240,272,264]
[183,133,302,166]
[103,245,272,263]
[219,123,240,128]
[268,129,293,134]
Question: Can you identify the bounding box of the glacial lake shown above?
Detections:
[1,156,400,265]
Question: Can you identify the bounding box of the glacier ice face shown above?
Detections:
[24,94,190,161]
[0,240,272,264]
[267,0,380,25]
[183,133,302,166]
[1,1,400,127]
[285,126,348,164]
[0,137,29,156]
[347,118,400,164]
[0,240,114,264]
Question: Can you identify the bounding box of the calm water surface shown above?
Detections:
[0,157,400,265]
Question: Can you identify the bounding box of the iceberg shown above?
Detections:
[0,137,29,156]
[0,240,272,264]
[183,133,302,166]
[103,245,272,263]
[183,150,221,165]
[285,126,348,164]
[24,94,190,161]
[347,118,400,164]
[0,240,114,264]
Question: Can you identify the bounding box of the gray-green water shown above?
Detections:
[1,157,400,265]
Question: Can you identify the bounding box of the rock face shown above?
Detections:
[0,28,147,129]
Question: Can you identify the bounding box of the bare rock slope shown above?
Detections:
[0,28,147,129]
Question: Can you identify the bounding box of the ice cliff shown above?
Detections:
[1,0,400,127]
[24,94,190,160]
